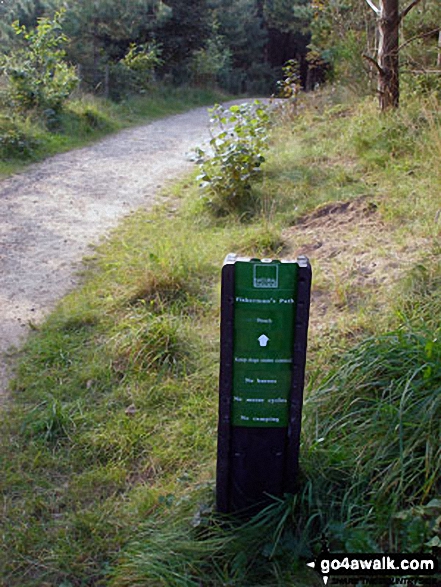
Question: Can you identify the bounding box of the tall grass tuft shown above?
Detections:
[303,324,441,549]
[110,495,321,587]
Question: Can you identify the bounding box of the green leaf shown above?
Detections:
[426,536,441,547]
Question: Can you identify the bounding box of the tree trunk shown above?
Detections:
[377,0,400,110]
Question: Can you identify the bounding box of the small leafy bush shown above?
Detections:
[274,59,302,120]
[196,101,271,217]
[114,42,163,97]
[0,10,78,114]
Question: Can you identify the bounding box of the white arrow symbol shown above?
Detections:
[258,334,269,347]
[323,577,329,585]
[306,562,315,569]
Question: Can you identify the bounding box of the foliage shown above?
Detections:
[400,0,441,98]
[276,59,302,100]
[214,0,270,93]
[121,42,162,75]
[117,42,163,93]
[310,0,441,102]
[309,0,375,92]
[0,0,323,97]
[393,499,441,552]
[59,0,168,95]
[0,10,78,113]
[196,101,271,217]
[2,0,438,102]
[190,34,232,87]
[274,59,303,120]
[152,0,213,83]
[0,114,41,159]
[0,0,54,49]
[264,0,313,34]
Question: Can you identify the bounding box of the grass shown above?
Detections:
[0,85,229,178]
[303,326,441,538]
[1,88,440,585]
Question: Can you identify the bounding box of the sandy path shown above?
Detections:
[0,104,218,399]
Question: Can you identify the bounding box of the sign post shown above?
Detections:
[216,254,312,514]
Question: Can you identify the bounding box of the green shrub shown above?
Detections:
[0,10,78,114]
[195,101,271,217]
[274,59,302,120]
[110,42,163,98]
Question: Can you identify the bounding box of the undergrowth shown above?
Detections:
[1,89,440,585]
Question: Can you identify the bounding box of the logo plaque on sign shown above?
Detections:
[216,254,312,515]
[253,263,279,288]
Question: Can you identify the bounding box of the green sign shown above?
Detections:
[231,260,298,427]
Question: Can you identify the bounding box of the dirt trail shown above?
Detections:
[0,104,219,399]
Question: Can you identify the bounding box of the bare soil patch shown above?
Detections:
[283,195,430,340]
